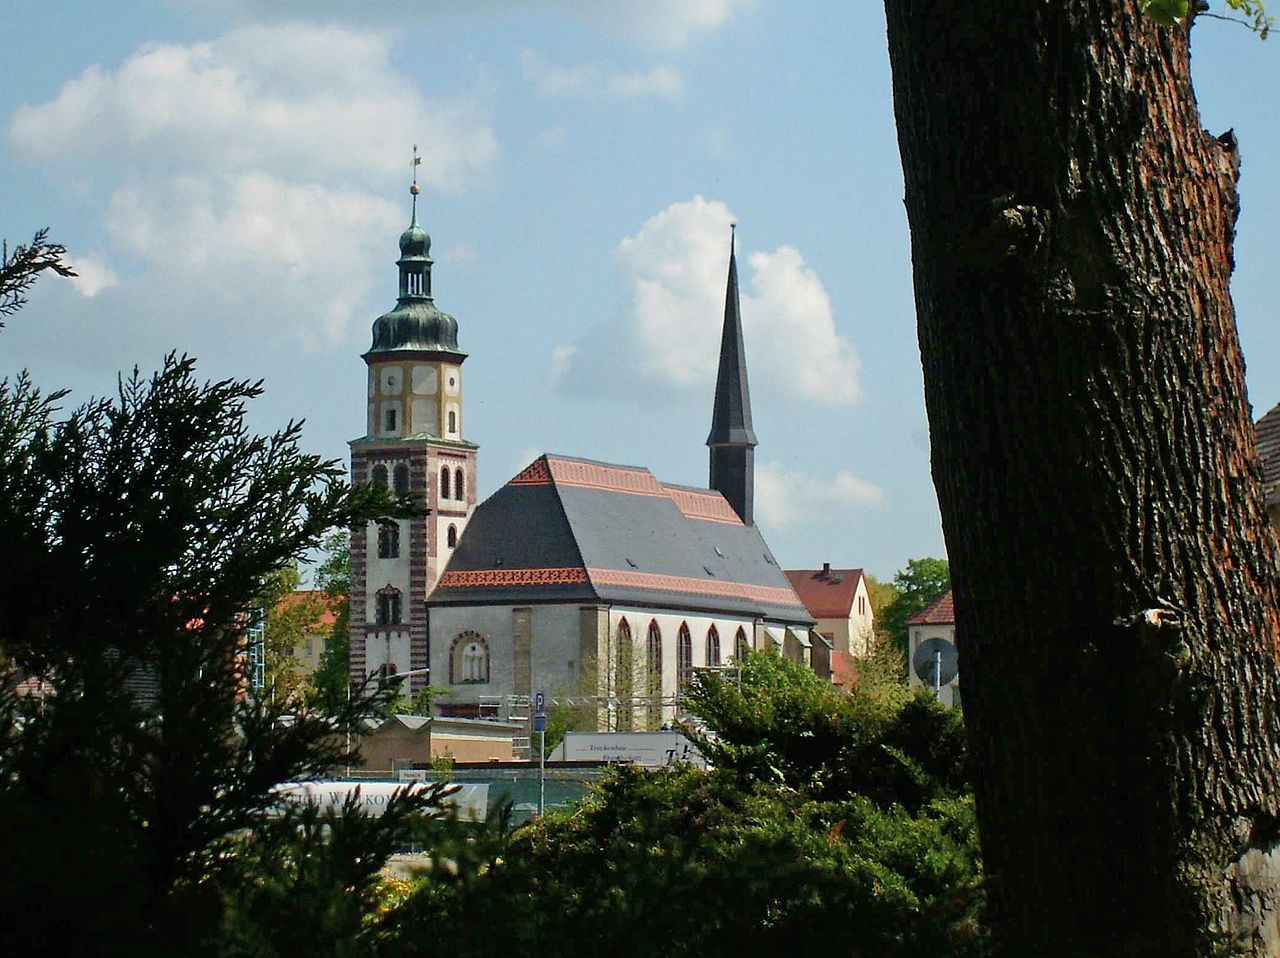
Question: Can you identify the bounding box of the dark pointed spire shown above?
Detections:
[707,225,757,524]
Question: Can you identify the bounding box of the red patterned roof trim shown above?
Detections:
[588,567,805,608]
[437,567,590,588]
[436,564,804,609]
[509,459,553,486]
[662,486,743,524]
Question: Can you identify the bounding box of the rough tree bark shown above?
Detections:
[883,3,1280,955]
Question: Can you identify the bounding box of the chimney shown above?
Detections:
[821,562,831,579]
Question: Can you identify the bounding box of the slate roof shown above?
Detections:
[1257,401,1280,506]
[431,454,812,622]
[784,567,866,619]
[707,233,757,448]
[907,591,955,626]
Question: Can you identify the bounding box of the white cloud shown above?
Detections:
[10,26,496,195]
[171,0,754,50]
[520,51,684,101]
[755,461,885,528]
[7,24,496,347]
[105,174,399,345]
[513,445,544,473]
[558,196,862,406]
[65,256,119,298]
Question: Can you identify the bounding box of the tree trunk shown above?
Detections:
[882,3,1280,955]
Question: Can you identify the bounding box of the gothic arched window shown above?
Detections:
[455,467,465,501]
[677,622,693,697]
[447,524,458,548]
[440,466,450,500]
[449,631,489,684]
[377,522,399,559]
[393,463,409,498]
[615,618,634,731]
[371,464,388,488]
[706,625,721,667]
[734,626,749,661]
[647,620,663,724]
[375,585,402,625]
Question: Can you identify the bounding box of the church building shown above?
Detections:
[350,184,818,727]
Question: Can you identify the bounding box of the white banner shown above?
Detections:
[270,780,489,821]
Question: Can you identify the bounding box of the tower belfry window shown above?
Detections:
[440,466,451,500]
[375,586,402,625]
[385,408,397,433]
[377,522,399,559]
[455,467,464,500]
[448,410,457,434]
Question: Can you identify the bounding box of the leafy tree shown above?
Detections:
[0,248,431,954]
[310,531,353,715]
[877,557,950,655]
[882,2,1280,953]
[386,649,986,958]
[213,789,451,958]
[259,562,329,700]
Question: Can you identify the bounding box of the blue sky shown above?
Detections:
[3,1,1278,581]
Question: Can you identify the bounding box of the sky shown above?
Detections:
[3,1,1278,582]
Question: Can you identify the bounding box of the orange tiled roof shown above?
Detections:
[276,590,341,630]
[784,568,865,619]
[830,650,860,689]
[907,591,954,626]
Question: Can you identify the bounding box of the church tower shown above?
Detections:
[707,227,758,525]
[349,160,479,692]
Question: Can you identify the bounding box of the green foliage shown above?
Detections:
[0,228,75,323]
[260,563,329,699]
[538,699,593,759]
[1224,0,1273,36]
[400,766,985,958]
[309,531,352,715]
[384,648,986,957]
[1143,0,1189,25]
[0,258,428,954]
[213,788,446,957]
[684,648,968,809]
[1143,0,1273,36]
[877,556,951,657]
[429,750,456,781]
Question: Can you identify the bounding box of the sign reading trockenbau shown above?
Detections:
[552,731,706,768]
